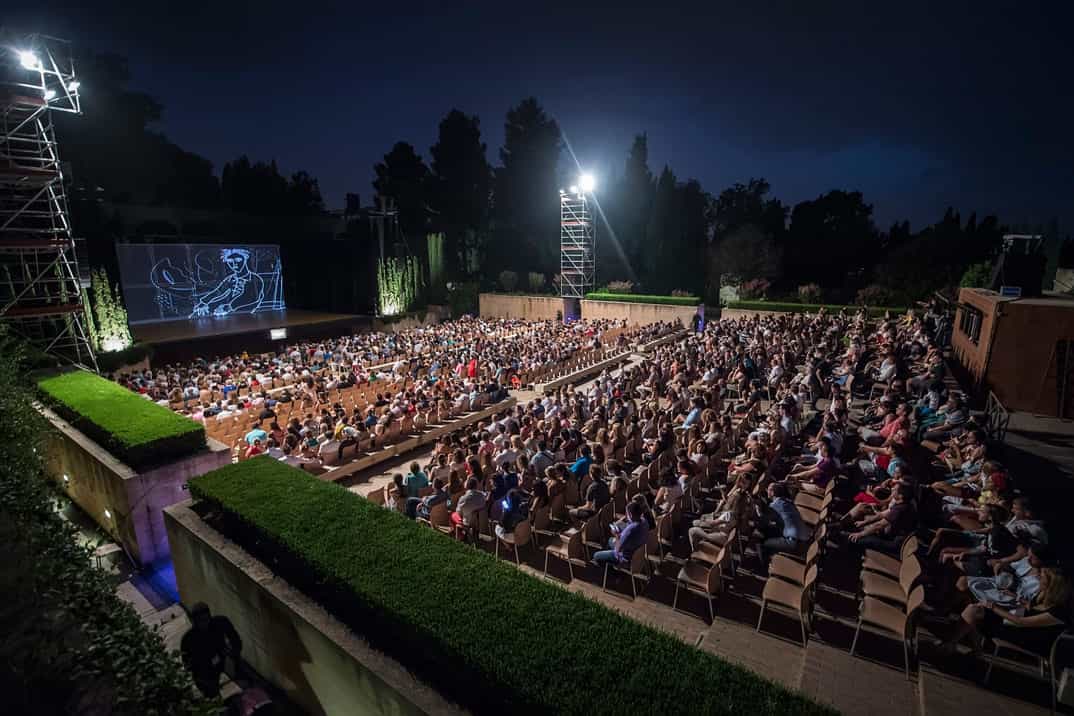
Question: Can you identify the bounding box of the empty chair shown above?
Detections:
[984,632,1067,713]
[543,529,588,582]
[770,539,822,587]
[861,555,921,607]
[862,536,919,580]
[850,585,925,679]
[756,564,819,646]
[673,558,724,622]
[494,519,533,565]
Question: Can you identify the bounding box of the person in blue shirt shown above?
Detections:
[244,421,267,446]
[758,482,811,567]
[679,397,705,429]
[567,444,593,482]
[593,501,649,567]
[403,462,429,499]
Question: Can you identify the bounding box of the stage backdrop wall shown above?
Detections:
[117,243,285,324]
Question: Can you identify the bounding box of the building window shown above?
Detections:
[958,304,983,345]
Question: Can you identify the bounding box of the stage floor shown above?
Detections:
[130,309,361,344]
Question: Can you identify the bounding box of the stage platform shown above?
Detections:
[130,310,369,364]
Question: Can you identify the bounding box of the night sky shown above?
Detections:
[8,1,1073,228]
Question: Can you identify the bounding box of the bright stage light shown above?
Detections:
[579,173,596,193]
[43,88,56,100]
[67,81,80,92]
[18,50,40,70]
[569,184,578,193]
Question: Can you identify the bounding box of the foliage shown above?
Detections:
[670,289,694,298]
[0,329,214,715]
[527,271,545,292]
[605,280,635,294]
[855,283,896,306]
[713,225,783,285]
[724,300,906,318]
[89,267,134,353]
[37,371,205,470]
[959,261,994,288]
[373,142,430,244]
[447,281,480,318]
[221,156,325,216]
[377,255,425,316]
[498,270,518,292]
[427,232,445,302]
[739,278,771,300]
[96,343,155,374]
[190,458,830,716]
[585,292,699,306]
[797,283,823,304]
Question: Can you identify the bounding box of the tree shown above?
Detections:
[373,142,430,249]
[492,98,562,274]
[711,178,786,245]
[784,190,878,298]
[643,166,682,293]
[602,134,653,284]
[428,110,492,278]
[713,225,783,284]
[287,171,325,215]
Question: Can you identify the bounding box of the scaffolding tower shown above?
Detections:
[559,189,595,299]
[0,33,96,369]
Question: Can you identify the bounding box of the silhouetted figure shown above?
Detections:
[180,602,243,698]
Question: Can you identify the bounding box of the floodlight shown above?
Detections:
[43,88,56,100]
[579,173,596,193]
[18,50,40,70]
[67,81,80,92]
[569,184,578,193]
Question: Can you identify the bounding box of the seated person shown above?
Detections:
[592,501,649,568]
[452,477,487,529]
[758,482,811,566]
[689,473,753,551]
[846,484,917,555]
[570,465,610,521]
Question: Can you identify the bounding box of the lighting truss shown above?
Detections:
[559,190,595,299]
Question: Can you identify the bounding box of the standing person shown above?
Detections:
[180,602,243,698]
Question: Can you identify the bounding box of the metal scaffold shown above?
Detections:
[559,188,595,300]
[0,32,96,369]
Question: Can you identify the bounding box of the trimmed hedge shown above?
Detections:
[724,300,908,318]
[0,330,215,715]
[38,371,205,470]
[190,458,831,716]
[585,292,700,306]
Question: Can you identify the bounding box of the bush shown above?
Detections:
[584,292,699,306]
[724,300,906,318]
[0,330,214,715]
[448,281,479,318]
[670,288,694,297]
[605,280,634,294]
[498,270,518,292]
[190,459,829,716]
[959,261,994,288]
[37,371,206,470]
[855,283,896,307]
[797,283,822,304]
[739,278,771,300]
[97,342,154,374]
[527,272,545,292]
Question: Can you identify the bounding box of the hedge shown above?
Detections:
[96,342,154,374]
[190,458,831,716]
[37,371,205,470]
[584,292,700,306]
[724,300,908,318]
[0,329,215,715]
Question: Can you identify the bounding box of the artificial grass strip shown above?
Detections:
[723,300,908,318]
[190,458,832,716]
[585,292,700,306]
[38,371,205,470]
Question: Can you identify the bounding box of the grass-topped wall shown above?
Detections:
[724,300,908,318]
[38,371,205,470]
[585,292,700,306]
[190,458,830,716]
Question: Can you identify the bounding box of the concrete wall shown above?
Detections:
[478,293,562,321]
[41,406,230,564]
[478,293,698,326]
[165,502,465,716]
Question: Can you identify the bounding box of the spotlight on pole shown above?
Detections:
[18,50,40,70]
[579,173,596,193]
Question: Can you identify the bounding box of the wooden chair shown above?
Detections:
[770,539,822,587]
[495,520,533,565]
[800,505,829,530]
[673,558,724,622]
[984,631,1068,713]
[860,555,921,607]
[530,506,556,547]
[794,481,835,512]
[862,536,919,580]
[601,546,649,599]
[581,514,606,557]
[756,564,819,646]
[543,529,588,582]
[850,585,925,679]
[367,486,386,506]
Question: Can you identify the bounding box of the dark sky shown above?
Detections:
[8,1,1073,228]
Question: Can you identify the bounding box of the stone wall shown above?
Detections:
[41,406,230,564]
[580,298,697,326]
[478,293,562,321]
[165,502,465,716]
[478,293,699,326]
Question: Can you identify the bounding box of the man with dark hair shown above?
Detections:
[848,484,917,555]
[180,602,242,698]
[758,482,811,566]
[592,501,649,567]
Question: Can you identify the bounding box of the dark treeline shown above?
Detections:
[60,52,1064,307]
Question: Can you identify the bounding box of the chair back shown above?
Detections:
[565,529,586,561]
[801,564,820,611]
[513,518,533,547]
[597,501,614,529]
[628,544,648,575]
[899,555,923,594]
[900,536,920,560]
[582,515,603,544]
[368,486,386,506]
[706,563,723,596]
[804,540,821,566]
[657,512,674,545]
[564,479,580,506]
[428,502,452,529]
[613,488,628,513]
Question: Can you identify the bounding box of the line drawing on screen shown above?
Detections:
[148,246,284,319]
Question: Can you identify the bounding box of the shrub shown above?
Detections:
[797,283,822,304]
[527,271,545,292]
[959,261,993,289]
[377,255,425,316]
[448,281,479,318]
[739,278,771,300]
[855,283,896,307]
[190,459,829,716]
[37,371,205,470]
[0,329,214,715]
[724,300,906,318]
[670,288,694,297]
[605,280,634,294]
[97,342,154,374]
[498,270,518,292]
[584,292,699,306]
[550,273,562,295]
